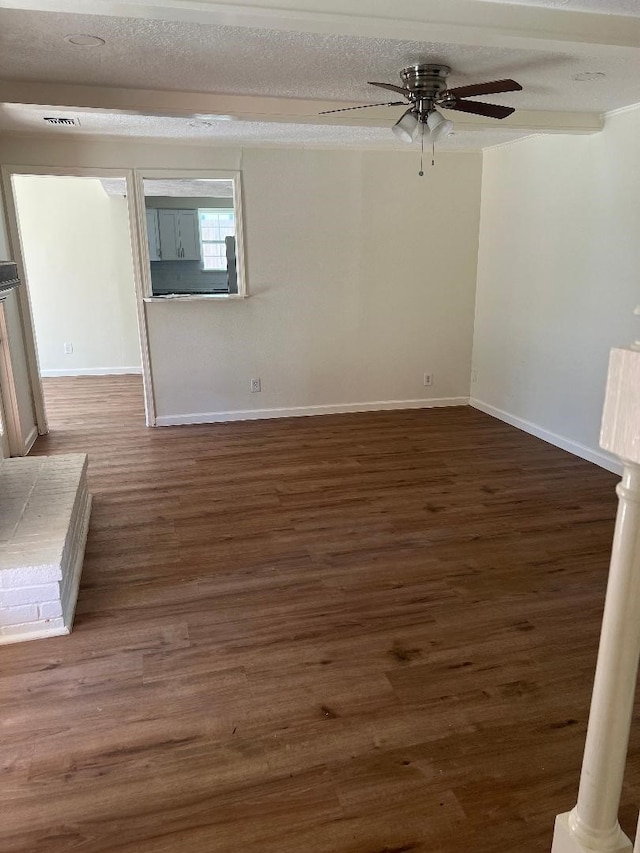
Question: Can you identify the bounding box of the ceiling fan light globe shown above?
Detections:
[392,110,418,143]
[413,121,430,141]
[432,118,454,141]
[427,110,454,141]
[426,110,445,133]
[391,124,413,144]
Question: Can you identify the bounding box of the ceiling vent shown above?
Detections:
[43,116,79,126]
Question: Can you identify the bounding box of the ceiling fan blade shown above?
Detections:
[367,81,409,96]
[319,101,406,115]
[444,79,522,99]
[444,99,515,119]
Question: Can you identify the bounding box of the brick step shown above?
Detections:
[0,454,92,644]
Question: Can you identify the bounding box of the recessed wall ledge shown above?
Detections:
[143,294,249,302]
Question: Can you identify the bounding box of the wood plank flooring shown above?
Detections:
[1,375,635,853]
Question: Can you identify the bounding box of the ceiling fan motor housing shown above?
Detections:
[401,64,451,99]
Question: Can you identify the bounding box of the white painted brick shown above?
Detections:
[0,584,60,606]
[0,604,38,627]
[1,453,90,644]
[0,565,63,588]
[39,601,63,619]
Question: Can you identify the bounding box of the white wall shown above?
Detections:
[149,147,482,420]
[0,137,482,423]
[148,149,480,419]
[472,110,640,473]
[12,175,140,376]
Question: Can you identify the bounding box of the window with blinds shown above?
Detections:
[198,209,236,271]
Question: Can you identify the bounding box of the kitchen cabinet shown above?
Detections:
[155,209,201,261]
[146,210,161,261]
[176,211,200,261]
[157,210,179,260]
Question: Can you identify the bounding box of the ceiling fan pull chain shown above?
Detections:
[432,140,435,168]
[419,129,425,176]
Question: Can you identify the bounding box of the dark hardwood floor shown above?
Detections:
[1,375,634,853]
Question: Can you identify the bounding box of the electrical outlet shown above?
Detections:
[250,378,261,393]
[423,372,433,387]
[63,342,73,355]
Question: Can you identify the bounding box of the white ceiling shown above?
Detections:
[471,0,640,13]
[0,7,636,111]
[1,0,640,150]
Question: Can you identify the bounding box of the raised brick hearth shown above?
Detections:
[0,454,91,644]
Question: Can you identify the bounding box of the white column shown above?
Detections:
[552,343,640,853]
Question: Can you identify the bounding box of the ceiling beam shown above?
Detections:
[0,81,604,135]
[1,0,640,53]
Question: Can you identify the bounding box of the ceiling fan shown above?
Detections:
[320,63,522,150]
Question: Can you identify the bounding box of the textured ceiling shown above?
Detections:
[0,7,639,113]
[99,178,234,196]
[0,106,530,151]
[470,0,640,14]
[142,179,234,197]
[2,2,640,151]
[99,178,126,196]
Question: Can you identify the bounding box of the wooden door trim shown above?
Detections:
[0,300,24,456]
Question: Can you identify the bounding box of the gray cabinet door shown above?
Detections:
[177,211,201,261]
[146,209,162,261]
[157,210,180,260]
[156,209,201,261]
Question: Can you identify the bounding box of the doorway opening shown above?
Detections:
[10,173,147,434]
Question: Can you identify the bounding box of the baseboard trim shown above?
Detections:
[470,397,622,475]
[22,425,38,456]
[156,396,469,426]
[0,624,70,646]
[40,367,143,377]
